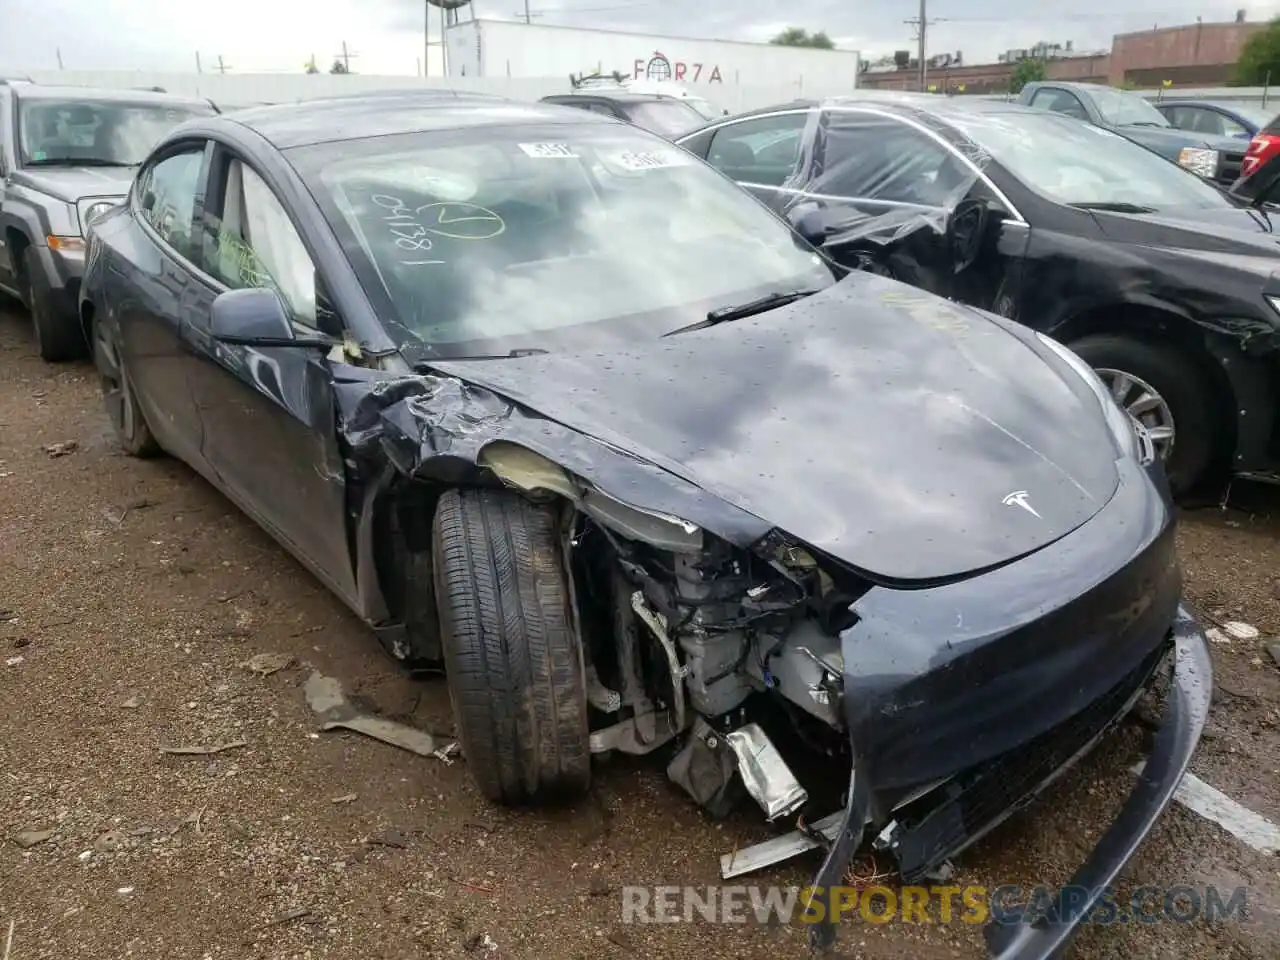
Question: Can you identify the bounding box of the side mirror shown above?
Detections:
[1229,153,1280,208]
[211,287,333,348]
[792,207,833,246]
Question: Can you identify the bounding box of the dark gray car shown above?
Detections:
[0,84,216,360]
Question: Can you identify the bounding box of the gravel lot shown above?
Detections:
[1,301,1278,960]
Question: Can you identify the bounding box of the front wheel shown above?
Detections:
[1069,333,1218,494]
[93,315,161,458]
[432,488,590,805]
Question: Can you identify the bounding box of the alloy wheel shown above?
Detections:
[95,321,135,441]
[1095,367,1175,461]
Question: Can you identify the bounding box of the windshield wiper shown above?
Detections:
[423,348,550,363]
[1069,201,1157,214]
[663,288,822,338]
[24,158,136,168]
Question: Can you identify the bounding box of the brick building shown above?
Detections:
[859,19,1269,93]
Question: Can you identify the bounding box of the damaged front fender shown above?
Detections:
[333,371,774,547]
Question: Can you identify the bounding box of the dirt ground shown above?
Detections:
[1,302,1278,960]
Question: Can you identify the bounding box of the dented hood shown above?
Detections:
[427,275,1122,584]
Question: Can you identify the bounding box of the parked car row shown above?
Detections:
[0,81,1224,960]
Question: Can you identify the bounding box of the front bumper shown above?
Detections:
[33,242,84,322]
[808,607,1212,957]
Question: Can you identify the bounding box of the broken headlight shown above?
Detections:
[1035,332,1150,464]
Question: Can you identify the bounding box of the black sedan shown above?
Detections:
[81,93,1210,958]
[678,96,1280,495]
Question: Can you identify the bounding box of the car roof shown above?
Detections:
[545,91,673,103]
[686,93,1042,130]
[223,92,618,150]
[12,84,213,108]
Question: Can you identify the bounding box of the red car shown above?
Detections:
[1242,114,1280,177]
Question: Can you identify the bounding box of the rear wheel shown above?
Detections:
[432,488,590,805]
[22,247,82,363]
[93,314,161,458]
[1069,333,1217,494]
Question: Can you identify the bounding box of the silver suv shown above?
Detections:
[0,84,216,360]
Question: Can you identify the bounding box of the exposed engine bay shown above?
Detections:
[478,440,869,827]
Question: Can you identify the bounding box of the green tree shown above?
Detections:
[1009,58,1047,94]
[770,27,835,49]
[330,60,349,74]
[1237,18,1280,85]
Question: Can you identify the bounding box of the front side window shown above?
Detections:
[204,159,317,325]
[292,122,833,356]
[137,148,204,260]
[18,99,215,167]
[947,110,1231,211]
[705,113,808,186]
[814,113,973,207]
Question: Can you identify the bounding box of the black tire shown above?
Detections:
[92,314,161,458]
[1069,333,1217,494]
[432,488,590,805]
[22,247,83,363]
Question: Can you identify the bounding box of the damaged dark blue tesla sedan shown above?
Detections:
[78,92,1211,957]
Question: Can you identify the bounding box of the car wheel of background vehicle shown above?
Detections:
[93,315,161,458]
[21,247,82,363]
[1069,333,1215,494]
[432,488,590,805]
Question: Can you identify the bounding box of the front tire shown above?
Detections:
[1069,333,1217,494]
[92,314,161,458]
[22,247,83,363]
[432,488,590,805]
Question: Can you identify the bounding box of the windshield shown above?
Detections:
[1089,86,1169,127]
[623,100,708,137]
[18,99,214,166]
[685,98,722,121]
[294,122,834,357]
[948,111,1231,211]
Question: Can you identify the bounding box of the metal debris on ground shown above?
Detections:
[304,671,456,760]
[42,441,77,458]
[159,740,248,756]
[4,656,23,667]
[1267,642,1280,668]
[330,793,358,804]
[267,907,311,927]
[3,919,13,960]
[462,933,498,953]
[242,652,294,676]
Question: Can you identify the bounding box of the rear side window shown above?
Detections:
[1263,115,1280,135]
[137,148,205,261]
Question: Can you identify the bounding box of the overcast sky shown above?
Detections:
[2,0,1279,75]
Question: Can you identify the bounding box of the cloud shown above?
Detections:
[3,0,1280,74]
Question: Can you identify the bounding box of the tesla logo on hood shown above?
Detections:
[1002,490,1042,518]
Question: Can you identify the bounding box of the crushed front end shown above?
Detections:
[802,457,1212,955]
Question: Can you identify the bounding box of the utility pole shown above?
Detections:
[216,55,230,75]
[523,0,531,23]
[334,41,358,72]
[905,0,945,92]
[195,51,203,74]
[917,0,927,91]
[424,0,431,77]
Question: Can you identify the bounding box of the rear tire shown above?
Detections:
[432,488,590,805]
[1069,333,1217,495]
[22,247,83,363]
